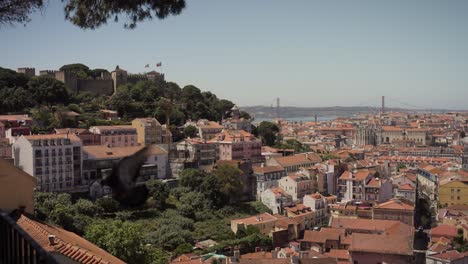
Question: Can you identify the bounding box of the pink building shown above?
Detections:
[210,129,262,163]
[89,125,138,148]
[55,128,101,146]
[0,115,32,127]
[0,138,12,159]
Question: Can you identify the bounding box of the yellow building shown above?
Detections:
[0,158,37,214]
[439,179,468,207]
[131,118,163,145]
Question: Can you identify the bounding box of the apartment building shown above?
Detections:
[186,119,224,140]
[175,138,217,167]
[89,125,138,147]
[303,192,329,226]
[439,177,468,207]
[131,118,163,145]
[372,198,415,226]
[210,129,262,163]
[279,174,314,201]
[260,187,293,214]
[266,152,322,173]
[337,169,393,204]
[12,134,83,192]
[253,165,287,199]
[55,128,101,146]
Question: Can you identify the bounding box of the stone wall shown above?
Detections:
[77,79,114,95]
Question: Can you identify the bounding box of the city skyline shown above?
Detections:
[2,0,468,109]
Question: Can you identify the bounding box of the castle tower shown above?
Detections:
[111,65,128,93]
[17,68,36,77]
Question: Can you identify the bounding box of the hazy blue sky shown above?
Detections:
[1,0,468,109]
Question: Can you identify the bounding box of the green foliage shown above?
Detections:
[107,89,133,116]
[28,75,70,105]
[0,67,33,112]
[397,164,407,171]
[184,125,198,138]
[146,180,169,210]
[212,165,244,204]
[34,192,73,220]
[256,121,280,146]
[179,169,207,191]
[85,220,147,263]
[59,63,90,79]
[209,226,272,254]
[174,243,193,256]
[177,191,211,218]
[276,139,310,153]
[452,229,468,252]
[95,196,120,213]
[73,199,99,216]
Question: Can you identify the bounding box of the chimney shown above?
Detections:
[48,235,56,246]
[261,163,265,168]
[234,249,240,261]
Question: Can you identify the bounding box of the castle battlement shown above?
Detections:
[39,70,59,75]
[17,67,35,71]
[127,74,149,79]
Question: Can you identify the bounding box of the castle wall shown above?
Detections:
[55,71,78,93]
[17,68,36,77]
[77,79,114,95]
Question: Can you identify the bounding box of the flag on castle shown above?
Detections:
[144,64,149,68]
[156,62,162,67]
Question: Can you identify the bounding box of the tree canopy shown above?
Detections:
[256,121,280,146]
[0,0,186,29]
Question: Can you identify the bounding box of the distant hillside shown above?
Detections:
[240,105,454,119]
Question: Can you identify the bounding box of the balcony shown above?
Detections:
[0,210,58,264]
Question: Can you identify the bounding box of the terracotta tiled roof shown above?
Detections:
[269,187,290,198]
[339,170,372,181]
[145,144,168,155]
[324,249,349,260]
[302,228,345,244]
[240,251,273,259]
[428,250,467,261]
[231,213,278,226]
[253,166,285,174]
[365,178,381,188]
[430,225,458,239]
[374,198,414,211]
[0,114,32,122]
[378,156,451,164]
[209,129,259,143]
[15,214,125,263]
[83,145,145,159]
[330,217,413,236]
[272,153,322,167]
[398,183,415,191]
[348,232,413,256]
[23,133,81,142]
